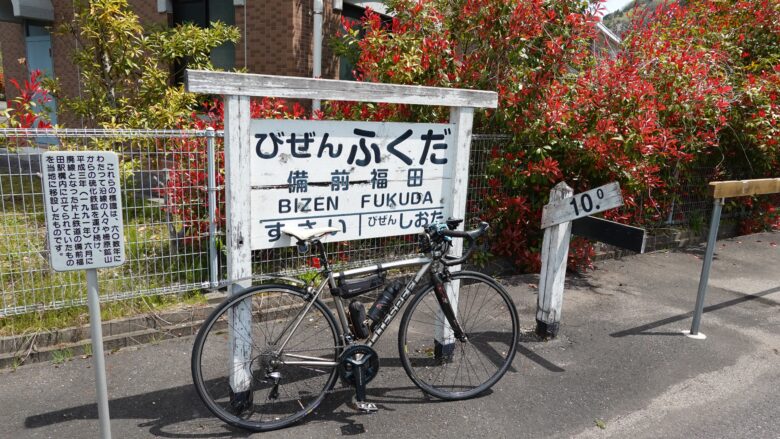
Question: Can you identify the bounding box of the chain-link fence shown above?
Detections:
[0,129,214,317]
[0,128,732,318]
[0,130,515,318]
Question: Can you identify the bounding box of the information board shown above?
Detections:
[41,151,125,271]
[250,119,456,249]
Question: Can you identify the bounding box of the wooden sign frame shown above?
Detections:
[185,69,498,396]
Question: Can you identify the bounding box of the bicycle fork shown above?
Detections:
[431,272,467,361]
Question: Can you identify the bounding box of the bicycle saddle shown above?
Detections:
[281,226,339,242]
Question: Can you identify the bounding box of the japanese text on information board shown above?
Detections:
[42,151,125,271]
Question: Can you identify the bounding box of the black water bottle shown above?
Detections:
[367,280,404,325]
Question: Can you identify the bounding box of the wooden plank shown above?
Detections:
[541,182,623,229]
[446,106,475,253]
[709,178,780,199]
[572,216,647,253]
[536,182,574,338]
[185,70,499,108]
[224,95,253,291]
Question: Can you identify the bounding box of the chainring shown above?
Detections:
[338,344,380,386]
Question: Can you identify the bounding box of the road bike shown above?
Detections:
[191,219,519,431]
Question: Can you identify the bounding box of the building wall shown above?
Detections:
[130,0,168,27]
[50,0,78,126]
[48,0,169,126]
[237,0,339,79]
[0,21,26,104]
[2,1,346,124]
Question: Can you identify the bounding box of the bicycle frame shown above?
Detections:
[272,255,435,367]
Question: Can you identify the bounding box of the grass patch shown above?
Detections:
[0,290,207,337]
[51,348,73,365]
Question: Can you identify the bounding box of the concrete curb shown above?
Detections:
[0,293,225,369]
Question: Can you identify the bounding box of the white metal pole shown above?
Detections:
[536,182,574,338]
[206,127,218,289]
[86,268,112,439]
[312,0,324,113]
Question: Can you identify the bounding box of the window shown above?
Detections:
[172,0,235,71]
[338,5,391,80]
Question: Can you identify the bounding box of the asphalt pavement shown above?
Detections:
[1,231,778,438]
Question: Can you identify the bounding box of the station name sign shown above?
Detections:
[249,119,456,249]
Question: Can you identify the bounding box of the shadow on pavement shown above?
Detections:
[610,285,780,338]
[24,382,239,438]
[23,336,564,437]
[25,351,547,437]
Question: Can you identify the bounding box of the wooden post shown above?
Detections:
[224,95,254,394]
[536,182,574,338]
[434,106,475,356]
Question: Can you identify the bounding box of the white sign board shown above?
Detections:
[41,151,126,271]
[540,182,623,229]
[250,119,455,249]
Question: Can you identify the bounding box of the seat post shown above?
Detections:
[313,239,332,273]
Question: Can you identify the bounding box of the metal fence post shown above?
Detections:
[685,197,723,340]
[206,127,219,289]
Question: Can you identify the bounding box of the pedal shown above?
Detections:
[352,398,379,413]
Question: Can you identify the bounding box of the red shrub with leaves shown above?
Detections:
[3,69,53,129]
[168,0,779,263]
[163,98,306,246]
[331,0,779,271]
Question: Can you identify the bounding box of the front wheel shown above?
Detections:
[191,284,341,432]
[398,271,519,400]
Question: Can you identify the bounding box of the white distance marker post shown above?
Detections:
[41,151,126,439]
[537,182,623,337]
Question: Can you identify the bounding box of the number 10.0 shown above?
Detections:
[569,188,604,216]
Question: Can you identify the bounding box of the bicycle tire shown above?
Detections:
[398,271,519,400]
[192,284,341,432]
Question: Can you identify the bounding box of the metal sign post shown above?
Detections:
[41,151,126,439]
[682,198,722,340]
[86,268,112,438]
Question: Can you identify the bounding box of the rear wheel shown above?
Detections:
[192,284,341,431]
[398,271,519,400]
